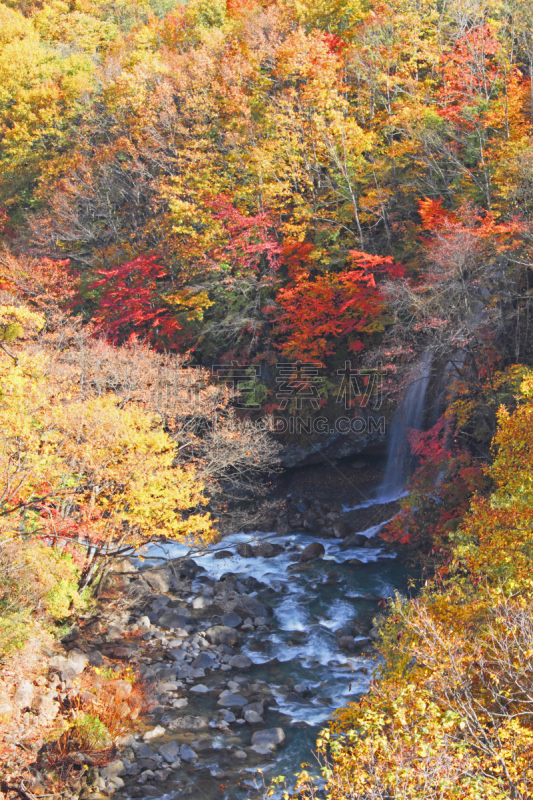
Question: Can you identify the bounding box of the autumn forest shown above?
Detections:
[3,0,533,797]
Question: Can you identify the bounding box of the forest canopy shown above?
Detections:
[3,0,533,796]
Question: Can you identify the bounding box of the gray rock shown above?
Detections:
[243,701,264,715]
[251,542,284,558]
[189,667,206,679]
[333,520,351,538]
[221,612,243,628]
[154,769,171,782]
[133,743,155,758]
[192,652,215,670]
[67,650,89,674]
[138,770,155,784]
[300,542,325,562]
[31,693,59,720]
[169,628,189,640]
[228,654,252,669]
[159,741,181,764]
[249,743,274,756]
[14,680,34,707]
[338,635,358,652]
[233,596,271,620]
[192,595,211,609]
[166,715,209,731]
[205,625,240,647]
[251,727,285,751]
[142,568,172,593]
[190,684,210,693]
[233,749,247,761]
[180,744,198,763]
[105,623,125,641]
[157,681,179,692]
[158,611,193,631]
[168,648,187,662]
[137,615,152,632]
[172,697,188,709]
[100,761,125,779]
[143,725,166,741]
[214,550,234,560]
[217,692,248,708]
[87,650,103,667]
[338,635,371,652]
[244,709,263,724]
[236,543,254,558]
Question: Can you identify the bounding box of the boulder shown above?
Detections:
[66,650,89,674]
[179,744,198,763]
[236,543,254,558]
[251,727,285,751]
[214,550,234,560]
[31,693,59,720]
[300,542,325,562]
[192,652,215,670]
[338,635,371,652]
[205,625,240,647]
[228,654,252,670]
[100,761,125,779]
[192,596,211,609]
[337,635,358,653]
[141,568,172,593]
[221,611,243,628]
[249,743,273,756]
[143,725,166,741]
[159,741,180,764]
[166,715,209,731]
[158,611,194,631]
[244,709,263,724]
[14,680,34,708]
[332,520,351,538]
[233,595,271,620]
[171,558,205,580]
[243,701,264,715]
[168,648,188,662]
[251,542,284,558]
[217,692,248,708]
[134,743,155,758]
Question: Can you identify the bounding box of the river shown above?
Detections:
[141,459,410,800]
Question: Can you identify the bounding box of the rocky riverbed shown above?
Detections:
[1,461,409,800]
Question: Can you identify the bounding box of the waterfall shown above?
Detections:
[378,350,434,500]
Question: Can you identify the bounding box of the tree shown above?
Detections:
[272,247,403,362]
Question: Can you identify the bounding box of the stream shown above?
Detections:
[140,470,410,799]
